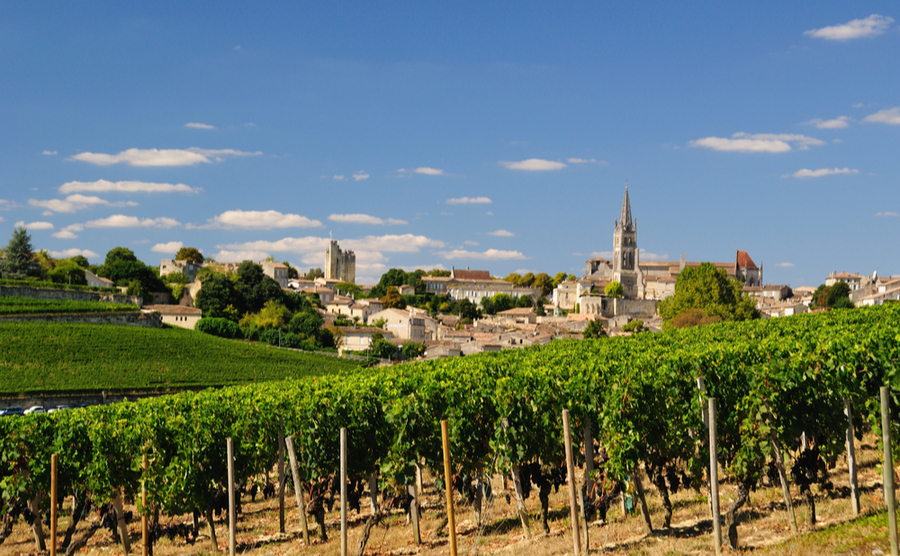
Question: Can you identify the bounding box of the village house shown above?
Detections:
[144,305,203,329]
[85,269,114,289]
[368,308,427,341]
[337,327,394,355]
[422,267,540,304]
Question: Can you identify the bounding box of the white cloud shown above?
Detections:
[784,167,859,179]
[775,262,795,268]
[85,215,180,229]
[804,14,893,40]
[0,199,16,210]
[52,224,84,239]
[29,195,138,213]
[185,122,216,130]
[48,248,99,259]
[42,150,58,156]
[804,116,850,129]
[446,196,492,205]
[567,158,608,165]
[690,133,824,153]
[345,234,446,253]
[499,158,567,171]
[196,210,323,230]
[487,229,515,237]
[14,221,54,230]
[435,248,528,261]
[863,107,900,125]
[400,167,445,175]
[69,147,261,167]
[353,172,370,181]
[333,175,345,180]
[852,103,865,109]
[212,249,272,263]
[590,251,614,259]
[463,240,479,246]
[876,211,900,217]
[639,249,669,261]
[328,214,407,225]
[151,241,184,254]
[218,234,444,257]
[59,179,200,194]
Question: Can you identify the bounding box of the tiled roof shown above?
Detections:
[452,269,492,280]
[736,250,757,269]
[144,305,202,315]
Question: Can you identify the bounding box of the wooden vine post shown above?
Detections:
[284,436,310,544]
[844,397,860,516]
[227,438,236,556]
[142,454,149,556]
[340,427,348,556]
[881,386,899,556]
[708,397,722,555]
[50,454,57,556]
[562,409,581,555]
[441,419,458,556]
[113,490,131,554]
[278,426,286,534]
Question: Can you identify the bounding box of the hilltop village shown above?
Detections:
[2,185,896,362]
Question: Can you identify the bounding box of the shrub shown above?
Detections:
[196,317,244,339]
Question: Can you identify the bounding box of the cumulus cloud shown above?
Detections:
[333,175,345,180]
[151,242,184,254]
[638,249,669,261]
[345,234,446,253]
[217,234,446,259]
[185,122,216,130]
[784,167,859,179]
[690,133,825,153]
[48,248,99,259]
[218,237,331,256]
[353,172,370,181]
[195,210,323,230]
[14,221,54,230]
[863,107,900,125]
[487,229,515,237]
[212,249,273,263]
[328,214,407,225]
[446,197,492,205]
[567,158,608,165]
[59,179,200,194]
[499,158,567,171]
[435,248,528,261]
[42,150,58,156]
[85,215,180,229]
[69,147,261,167]
[876,211,900,217]
[29,195,138,213]
[804,116,850,129]
[52,224,84,239]
[804,14,894,40]
[399,167,445,175]
[775,262,795,268]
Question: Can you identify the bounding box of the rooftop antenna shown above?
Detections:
[329,230,333,240]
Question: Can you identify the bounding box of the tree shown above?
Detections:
[104,246,138,266]
[658,262,759,328]
[195,272,240,319]
[381,286,406,309]
[334,282,361,297]
[288,310,325,338]
[582,319,606,339]
[670,308,722,328]
[535,301,546,316]
[48,259,87,285]
[371,268,408,298]
[282,261,299,280]
[369,332,397,359]
[552,272,568,288]
[605,281,624,299]
[70,255,90,269]
[401,341,426,360]
[302,267,324,280]
[456,299,480,322]
[623,319,645,333]
[515,295,533,308]
[492,293,515,313]
[1,227,40,279]
[532,273,553,298]
[236,261,284,314]
[175,247,204,265]
[480,296,495,315]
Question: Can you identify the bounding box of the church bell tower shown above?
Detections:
[612,184,641,298]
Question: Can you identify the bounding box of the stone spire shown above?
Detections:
[619,183,633,231]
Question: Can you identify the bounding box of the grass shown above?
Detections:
[0,295,139,315]
[0,321,361,395]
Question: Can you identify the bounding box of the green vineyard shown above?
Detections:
[0,322,360,394]
[1,304,899,551]
[0,296,139,316]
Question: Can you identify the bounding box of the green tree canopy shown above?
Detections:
[381,286,406,309]
[1,227,40,280]
[104,246,138,266]
[302,267,324,280]
[658,262,759,328]
[195,272,240,319]
[175,247,204,264]
[605,281,624,298]
[582,319,606,339]
[47,259,87,285]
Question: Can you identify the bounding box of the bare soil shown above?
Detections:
[1,436,896,556]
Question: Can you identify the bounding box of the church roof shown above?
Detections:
[736,250,757,269]
[451,268,492,280]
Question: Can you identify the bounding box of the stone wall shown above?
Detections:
[0,388,203,412]
[0,284,141,306]
[612,298,658,318]
[0,311,163,327]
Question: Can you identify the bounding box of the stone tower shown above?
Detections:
[325,240,356,283]
[612,184,643,298]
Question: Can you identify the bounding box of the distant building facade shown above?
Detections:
[325,240,356,283]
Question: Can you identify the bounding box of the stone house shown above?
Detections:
[85,269,114,289]
[144,305,203,329]
[337,327,394,355]
[368,308,427,341]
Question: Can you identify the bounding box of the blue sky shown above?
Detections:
[1,3,898,286]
